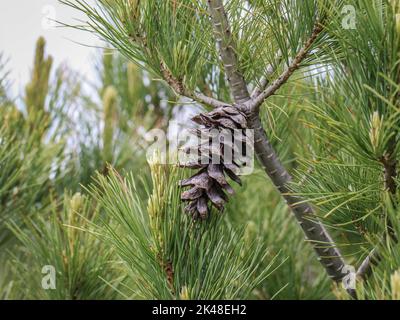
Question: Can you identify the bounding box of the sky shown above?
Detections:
[0,0,99,96]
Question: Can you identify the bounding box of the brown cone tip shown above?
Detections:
[179,106,248,220]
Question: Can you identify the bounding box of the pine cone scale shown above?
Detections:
[180,106,248,220]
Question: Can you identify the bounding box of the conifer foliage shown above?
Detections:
[1,0,400,300]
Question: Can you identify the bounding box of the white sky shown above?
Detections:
[0,0,99,96]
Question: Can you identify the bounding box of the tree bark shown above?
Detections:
[207,0,250,104]
[247,113,349,282]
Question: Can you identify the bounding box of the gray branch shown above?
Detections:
[251,50,283,99]
[357,138,398,280]
[190,91,230,109]
[250,24,323,112]
[247,113,351,285]
[160,61,228,108]
[207,0,250,105]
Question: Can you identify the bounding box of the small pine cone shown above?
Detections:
[180,106,248,220]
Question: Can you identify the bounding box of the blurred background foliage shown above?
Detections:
[0,37,176,299]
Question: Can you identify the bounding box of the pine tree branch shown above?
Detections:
[251,50,283,99]
[207,0,250,105]
[246,25,353,292]
[250,23,323,112]
[205,1,352,296]
[160,61,229,108]
[381,137,397,196]
[190,91,230,108]
[247,113,353,288]
[356,246,380,280]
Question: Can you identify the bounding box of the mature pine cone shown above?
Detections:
[180,106,248,220]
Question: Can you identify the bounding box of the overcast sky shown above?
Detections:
[0,0,99,96]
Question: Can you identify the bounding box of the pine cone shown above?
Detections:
[180,106,248,220]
